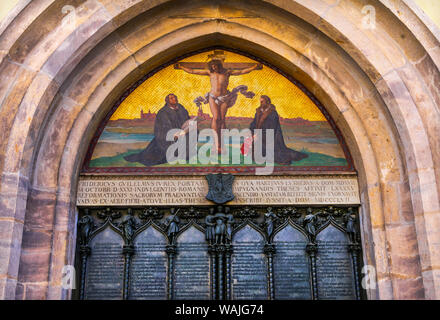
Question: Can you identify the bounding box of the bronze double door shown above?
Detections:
[75,206,364,300]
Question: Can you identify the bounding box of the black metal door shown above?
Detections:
[74,205,365,300]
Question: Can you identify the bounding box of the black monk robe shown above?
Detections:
[250,104,308,165]
[124,103,190,166]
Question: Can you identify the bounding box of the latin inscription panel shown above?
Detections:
[85,227,124,300]
[77,176,360,206]
[232,225,268,300]
[130,226,167,299]
[316,225,355,300]
[273,225,311,299]
[174,226,210,300]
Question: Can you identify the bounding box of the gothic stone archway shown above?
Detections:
[0,0,438,300]
[74,47,363,300]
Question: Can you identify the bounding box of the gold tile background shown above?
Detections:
[110,51,326,121]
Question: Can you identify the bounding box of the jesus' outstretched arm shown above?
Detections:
[229,63,262,75]
[175,63,209,75]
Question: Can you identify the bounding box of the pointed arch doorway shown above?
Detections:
[74,48,365,300]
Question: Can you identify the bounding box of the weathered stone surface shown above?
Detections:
[34,101,82,189]
[21,230,52,251]
[420,213,440,267]
[321,1,399,77]
[361,0,427,64]
[41,4,114,83]
[19,77,60,172]
[371,227,391,280]
[399,180,415,223]
[381,71,434,171]
[48,229,70,289]
[23,188,57,230]
[376,277,393,300]
[97,0,167,27]
[23,282,48,300]
[8,1,88,65]
[0,1,42,50]
[0,67,36,172]
[0,220,23,278]
[393,277,425,300]
[4,72,56,174]
[62,34,132,106]
[0,278,18,300]
[383,182,401,225]
[18,250,51,283]
[382,0,440,53]
[0,172,29,221]
[0,59,21,105]
[12,280,24,300]
[415,55,440,113]
[421,269,440,300]
[57,110,94,192]
[397,63,440,199]
[365,183,385,229]
[387,224,423,278]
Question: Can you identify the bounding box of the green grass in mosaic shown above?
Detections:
[89,145,348,168]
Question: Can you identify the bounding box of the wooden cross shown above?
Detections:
[174,50,262,70]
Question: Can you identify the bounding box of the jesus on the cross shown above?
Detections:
[175,52,262,152]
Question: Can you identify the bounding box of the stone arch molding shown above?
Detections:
[0,0,438,300]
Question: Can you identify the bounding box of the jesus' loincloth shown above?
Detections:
[194,85,255,108]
